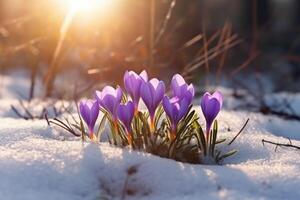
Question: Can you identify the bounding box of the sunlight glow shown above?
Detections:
[66,0,115,13]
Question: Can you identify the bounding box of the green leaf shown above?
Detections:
[184,109,195,124]
[177,110,196,136]
[72,124,83,131]
[216,138,226,144]
[197,123,206,155]
[217,150,238,162]
[137,111,150,147]
[180,117,199,138]
[215,150,221,161]
[210,120,218,156]
[117,125,129,145]
[79,116,86,142]
[108,120,117,145]
[121,92,128,103]
[184,105,193,120]
[154,105,164,128]
[96,113,107,141]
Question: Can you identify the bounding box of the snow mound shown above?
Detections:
[1,108,300,200]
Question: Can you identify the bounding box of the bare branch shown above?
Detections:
[262,139,300,151]
[228,118,250,145]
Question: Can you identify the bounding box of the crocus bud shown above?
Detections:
[163,96,190,140]
[95,86,123,121]
[117,101,135,133]
[79,99,99,138]
[124,70,148,111]
[171,74,194,104]
[200,91,223,135]
[140,78,165,122]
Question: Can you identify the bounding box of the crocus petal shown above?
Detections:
[115,86,123,102]
[171,74,186,89]
[184,89,194,106]
[89,101,99,131]
[101,86,117,98]
[177,97,190,121]
[124,71,133,95]
[172,80,187,98]
[149,78,159,89]
[80,101,91,126]
[163,96,178,125]
[200,92,210,113]
[95,90,102,103]
[139,70,148,82]
[187,84,195,97]
[140,81,153,112]
[163,96,174,121]
[212,91,223,107]
[102,95,117,115]
[153,80,165,107]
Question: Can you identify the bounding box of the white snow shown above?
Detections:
[1,73,300,200]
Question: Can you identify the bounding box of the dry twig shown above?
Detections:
[262,139,300,151]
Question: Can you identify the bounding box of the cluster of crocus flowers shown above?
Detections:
[79,70,225,162]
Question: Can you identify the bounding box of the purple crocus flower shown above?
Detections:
[171,74,194,104]
[117,101,135,133]
[124,70,148,111]
[201,91,223,135]
[140,78,165,123]
[79,99,99,138]
[95,86,123,120]
[163,96,190,140]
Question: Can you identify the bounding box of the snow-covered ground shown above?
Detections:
[1,73,300,200]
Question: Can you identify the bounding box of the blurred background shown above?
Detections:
[0,0,300,99]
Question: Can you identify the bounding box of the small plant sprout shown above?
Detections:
[79,99,99,140]
[124,70,148,113]
[140,78,165,131]
[74,70,245,164]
